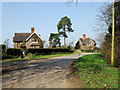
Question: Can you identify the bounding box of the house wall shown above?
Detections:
[80,40,95,50]
[26,34,43,49]
[14,42,23,48]
[14,34,43,49]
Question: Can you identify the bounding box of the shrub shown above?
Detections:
[81,50,84,52]
[2,54,10,60]
[67,45,71,50]
[81,50,94,52]
[85,50,94,52]
[27,53,35,58]
[0,44,6,54]
[6,48,21,57]
[25,48,73,55]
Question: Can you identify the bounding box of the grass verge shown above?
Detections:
[3,52,81,62]
[74,54,118,88]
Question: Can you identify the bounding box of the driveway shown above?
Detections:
[2,53,95,88]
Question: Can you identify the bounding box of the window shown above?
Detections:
[89,42,91,45]
[17,42,20,47]
[34,38,37,42]
[17,43,18,47]
[32,38,34,42]
[32,38,37,42]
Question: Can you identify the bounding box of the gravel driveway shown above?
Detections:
[2,53,95,88]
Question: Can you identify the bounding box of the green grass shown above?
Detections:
[27,52,80,60]
[3,52,81,62]
[74,54,119,88]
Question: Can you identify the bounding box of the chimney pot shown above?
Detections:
[83,34,86,40]
[31,27,34,33]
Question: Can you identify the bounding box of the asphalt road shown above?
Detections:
[2,53,95,88]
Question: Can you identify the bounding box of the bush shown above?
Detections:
[6,48,21,57]
[25,48,73,55]
[114,56,120,68]
[27,53,35,58]
[81,50,94,52]
[2,54,10,60]
[81,50,84,52]
[0,44,6,54]
[85,50,94,52]
[67,45,71,50]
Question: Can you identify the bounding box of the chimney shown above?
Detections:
[83,34,86,40]
[15,33,17,36]
[31,27,34,33]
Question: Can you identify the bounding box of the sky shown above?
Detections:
[1,2,107,47]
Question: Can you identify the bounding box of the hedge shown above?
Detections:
[2,54,10,60]
[81,50,94,52]
[25,48,73,55]
[6,48,21,56]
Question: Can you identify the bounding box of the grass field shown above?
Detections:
[3,52,81,62]
[74,54,119,88]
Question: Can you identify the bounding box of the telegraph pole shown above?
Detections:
[111,1,115,65]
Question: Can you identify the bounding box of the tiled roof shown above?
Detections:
[79,38,96,45]
[13,33,31,42]
[79,38,90,45]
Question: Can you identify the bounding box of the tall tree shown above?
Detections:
[57,16,74,46]
[49,33,61,48]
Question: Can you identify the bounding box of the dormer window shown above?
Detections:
[32,38,37,42]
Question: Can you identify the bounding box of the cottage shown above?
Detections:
[75,34,97,50]
[13,27,44,49]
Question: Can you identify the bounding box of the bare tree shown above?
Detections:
[65,0,78,6]
[4,39,9,49]
[96,2,120,67]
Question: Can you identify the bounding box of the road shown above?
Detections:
[2,53,95,88]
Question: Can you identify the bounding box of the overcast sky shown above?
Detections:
[1,2,107,47]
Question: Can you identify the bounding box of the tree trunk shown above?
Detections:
[64,25,66,47]
[64,36,66,47]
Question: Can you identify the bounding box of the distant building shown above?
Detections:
[13,27,44,49]
[75,34,97,50]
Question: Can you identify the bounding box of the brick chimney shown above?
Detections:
[31,27,34,33]
[83,34,86,40]
[15,33,18,36]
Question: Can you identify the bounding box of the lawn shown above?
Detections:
[3,52,81,62]
[74,54,119,88]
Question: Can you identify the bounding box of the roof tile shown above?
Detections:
[13,33,31,42]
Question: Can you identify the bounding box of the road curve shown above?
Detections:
[2,53,96,88]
